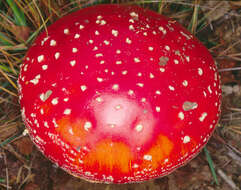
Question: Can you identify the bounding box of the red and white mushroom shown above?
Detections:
[18,4,221,183]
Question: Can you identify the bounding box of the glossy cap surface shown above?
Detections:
[18,4,222,183]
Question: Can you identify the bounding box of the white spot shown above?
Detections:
[148,46,154,51]
[186,56,190,62]
[37,55,44,63]
[100,20,106,25]
[79,25,84,30]
[84,121,92,131]
[41,36,49,46]
[156,106,161,112]
[42,65,48,70]
[137,72,142,77]
[133,164,139,168]
[208,85,212,94]
[156,90,161,95]
[109,124,116,128]
[122,70,128,75]
[89,40,94,44]
[93,46,98,51]
[169,85,175,91]
[116,50,121,54]
[50,40,56,46]
[51,98,58,105]
[183,101,198,111]
[115,105,122,110]
[134,58,140,63]
[23,65,28,71]
[130,12,138,18]
[70,60,76,66]
[150,73,154,78]
[97,15,103,20]
[128,90,134,95]
[198,68,203,76]
[64,98,69,102]
[30,74,41,85]
[64,109,71,115]
[44,121,49,128]
[180,31,191,39]
[143,155,152,161]
[158,26,167,34]
[81,85,87,91]
[182,80,188,87]
[22,129,29,136]
[174,59,179,64]
[104,40,110,45]
[97,77,103,82]
[137,83,144,87]
[135,124,143,132]
[178,112,184,120]
[129,19,134,23]
[39,90,52,102]
[116,61,122,65]
[141,98,146,103]
[74,34,80,39]
[183,136,190,143]
[164,158,169,163]
[129,25,134,31]
[64,29,69,34]
[69,128,74,135]
[72,48,78,53]
[55,52,60,60]
[203,91,207,97]
[95,53,103,57]
[160,68,165,72]
[112,84,119,91]
[100,60,105,64]
[96,97,103,103]
[126,38,132,44]
[112,29,118,37]
[199,112,207,122]
[165,45,170,51]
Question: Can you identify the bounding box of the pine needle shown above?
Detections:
[204,147,219,186]
[6,0,26,26]
[0,68,18,90]
[188,0,200,34]
[0,86,18,97]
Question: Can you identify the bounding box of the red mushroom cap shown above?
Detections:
[18,4,221,183]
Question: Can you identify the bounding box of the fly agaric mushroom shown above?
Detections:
[18,4,221,183]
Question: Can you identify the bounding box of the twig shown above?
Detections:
[2,151,10,190]
[32,0,48,35]
[218,40,241,56]
[2,144,29,166]
[218,67,241,72]
[226,145,241,167]
[0,183,12,189]
[0,68,18,90]
[217,169,239,190]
